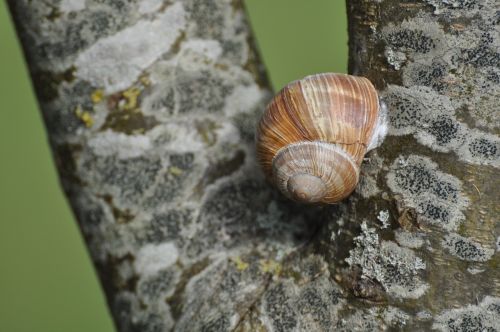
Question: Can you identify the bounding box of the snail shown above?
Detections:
[256,73,387,204]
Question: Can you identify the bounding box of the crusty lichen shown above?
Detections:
[345,222,428,299]
[387,154,469,231]
[9,0,500,330]
[385,86,499,167]
[433,296,500,331]
[258,255,345,332]
[443,233,495,262]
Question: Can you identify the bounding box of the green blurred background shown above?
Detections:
[0,1,346,331]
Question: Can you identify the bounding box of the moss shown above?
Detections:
[100,107,158,135]
[231,257,250,271]
[169,166,184,176]
[91,89,104,104]
[259,259,282,276]
[122,87,141,110]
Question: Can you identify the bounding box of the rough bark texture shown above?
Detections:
[8,0,499,331]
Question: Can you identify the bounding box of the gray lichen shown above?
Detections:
[345,222,428,299]
[433,296,500,331]
[336,306,411,331]
[394,230,426,249]
[443,233,495,262]
[387,155,468,231]
[385,86,500,167]
[8,0,500,330]
[258,257,345,332]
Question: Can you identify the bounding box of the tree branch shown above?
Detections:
[8,0,499,331]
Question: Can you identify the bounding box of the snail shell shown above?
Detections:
[256,73,387,204]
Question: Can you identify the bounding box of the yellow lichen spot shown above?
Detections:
[75,105,94,128]
[91,89,104,104]
[140,75,151,87]
[122,87,141,110]
[132,128,146,135]
[260,259,282,276]
[231,257,249,271]
[169,166,183,176]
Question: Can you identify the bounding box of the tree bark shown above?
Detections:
[8,0,499,331]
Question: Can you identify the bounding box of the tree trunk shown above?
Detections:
[8,0,499,331]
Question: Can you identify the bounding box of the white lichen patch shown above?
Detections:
[385,48,407,70]
[377,210,390,229]
[179,39,224,65]
[138,0,165,14]
[443,233,495,262]
[395,230,426,249]
[224,84,265,117]
[416,310,433,320]
[75,2,187,93]
[88,130,152,159]
[134,242,179,276]
[467,267,485,275]
[387,155,468,231]
[59,0,86,12]
[383,307,410,328]
[355,175,380,198]
[367,100,389,151]
[433,296,500,331]
[345,222,428,299]
[211,119,242,146]
[150,122,206,154]
[336,308,383,331]
[338,307,410,331]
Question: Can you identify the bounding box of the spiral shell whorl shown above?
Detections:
[273,142,359,203]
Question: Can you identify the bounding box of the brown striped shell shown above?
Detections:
[256,73,386,204]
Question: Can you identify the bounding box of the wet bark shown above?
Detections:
[7,0,499,331]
